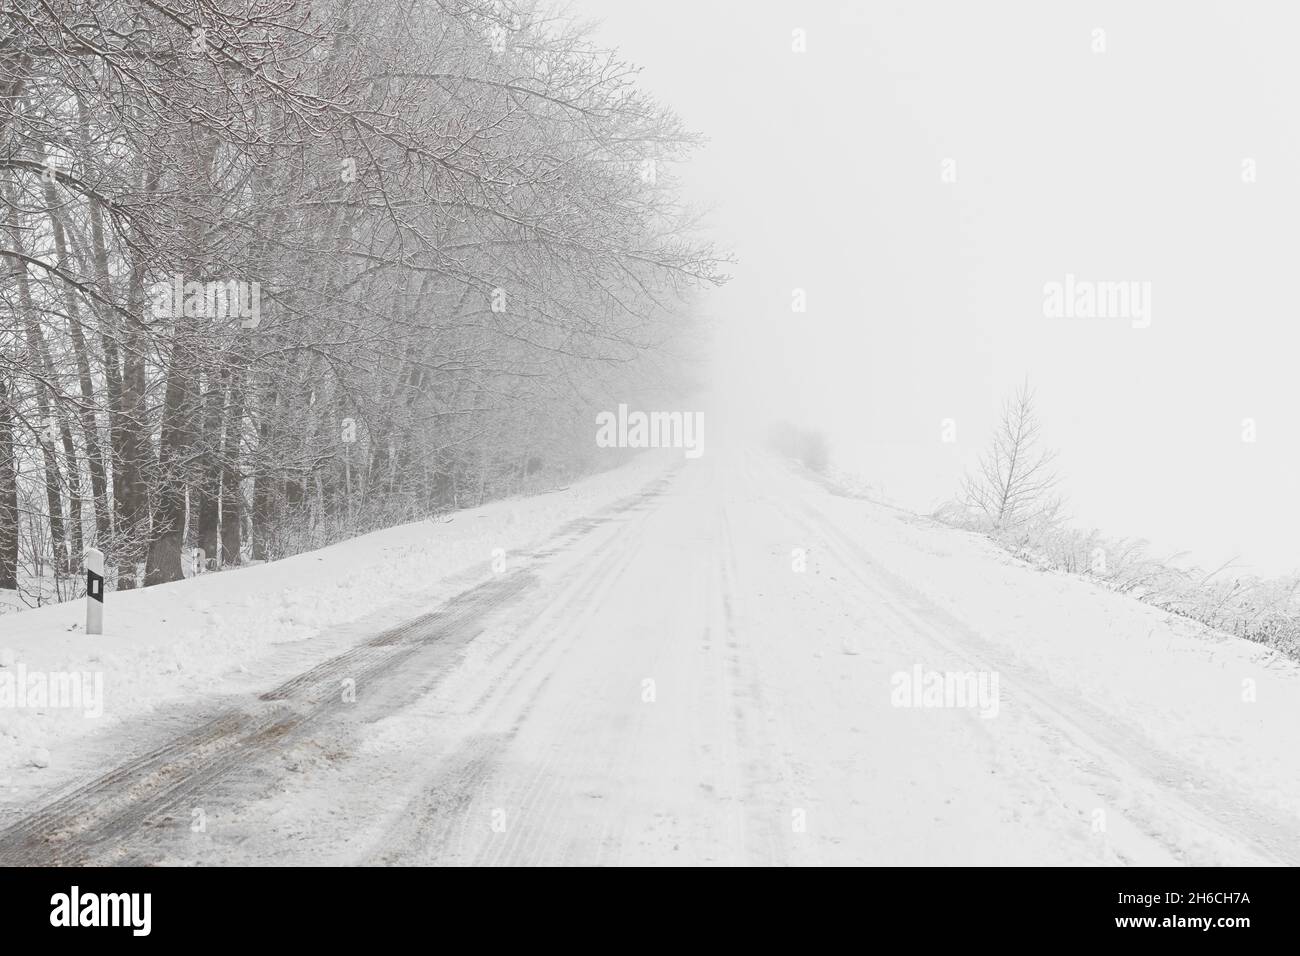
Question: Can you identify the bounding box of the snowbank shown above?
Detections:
[803,467,1300,831]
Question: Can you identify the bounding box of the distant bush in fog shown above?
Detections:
[767,422,829,473]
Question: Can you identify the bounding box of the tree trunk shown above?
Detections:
[195,368,225,564]
[0,377,19,590]
[113,157,163,589]
[220,367,245,566]
[143,321,197,586]
[143,128,217,586]
[251,388,278,561]
[5,190,70,573]
[43,175,110,543]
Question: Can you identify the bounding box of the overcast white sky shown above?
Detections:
[572,0,1300,578]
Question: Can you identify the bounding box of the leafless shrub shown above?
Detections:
[960,381,1060,532]
[936,498,1300,659]
[768,422,829,473]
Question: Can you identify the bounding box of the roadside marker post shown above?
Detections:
[86,547,104,635]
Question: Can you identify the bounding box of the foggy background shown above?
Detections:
[575,0,1300,578]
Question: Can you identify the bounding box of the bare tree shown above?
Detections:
[962,380,1060,531]
[0,0,727,600]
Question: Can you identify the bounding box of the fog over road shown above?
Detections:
[1,451,1295,866]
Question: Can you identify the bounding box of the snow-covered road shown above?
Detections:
[1,451,1297,865]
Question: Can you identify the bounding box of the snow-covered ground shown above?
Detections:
[0,452,675,785]
[769,458,1300,864]
[1,446,1296,865]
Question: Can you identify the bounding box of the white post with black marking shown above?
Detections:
[85,547,104,635]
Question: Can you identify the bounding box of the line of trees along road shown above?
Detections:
[0,0,724,603]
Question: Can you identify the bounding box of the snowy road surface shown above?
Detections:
[1,451,1297,865]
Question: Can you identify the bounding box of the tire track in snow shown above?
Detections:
[0,473,676,865]
[360,477,667,865]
